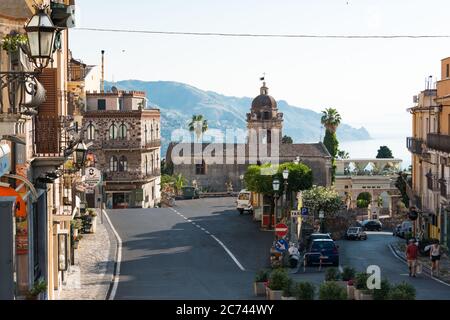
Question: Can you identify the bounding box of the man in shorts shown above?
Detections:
[405,238,419,277]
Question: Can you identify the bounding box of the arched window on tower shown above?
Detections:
[267,130,272,144]
[87,122,96,141]
[109,156,118,172]
[145,155,148,175]
[151,154,154,172]
[109,123,118,140]
[118,123,128,140]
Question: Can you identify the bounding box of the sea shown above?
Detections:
[339,136,411,170]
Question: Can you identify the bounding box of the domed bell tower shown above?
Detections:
[247,82,283,146]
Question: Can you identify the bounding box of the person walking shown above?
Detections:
[430,240,441,277]
[405,239,419,277]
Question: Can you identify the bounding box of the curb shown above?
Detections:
[102,209,123,300]
[389,243,450,287]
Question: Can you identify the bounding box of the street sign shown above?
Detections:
[85,167,102,186]
[301,207,309,216]
[275,239,288,253]
[275,223,288,237]
[291,210,301,217]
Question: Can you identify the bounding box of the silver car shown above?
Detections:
[345,227,368,240]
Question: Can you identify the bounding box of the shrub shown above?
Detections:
[268,268,290,291]
[71,219,82,230]
[294,282,315,300]
[255,269,270,282]
[341,266,356,281]
[389,282,416,300]
[319,281,347,300]
[282,278,295,297]
[27,278,47,298]
[372,279,391,300]
[355,272,369,290]
[325,267,341,281]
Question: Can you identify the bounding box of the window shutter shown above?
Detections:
[37,68,58,115]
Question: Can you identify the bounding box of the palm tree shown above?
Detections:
[188,115,208,141]
[321,108,342,133]
[174,173,187,195]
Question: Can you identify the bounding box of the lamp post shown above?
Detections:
[73,141,88,169]
[271,178,280,230]
[282,169,289,219]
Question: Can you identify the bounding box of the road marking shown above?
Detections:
[103,209,123,301]
[170,207,245,271]
[388,244,450,288]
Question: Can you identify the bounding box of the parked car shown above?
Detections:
[397,221,413,238]
[181,186,200,199]
[304,239,339,266]
[345,227,368,240]
[305,233,332,248]
[236,190,253,215]
[360,220,382,231]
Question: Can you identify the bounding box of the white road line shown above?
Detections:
[388,244,450,288]
[170,208,245,271]
[102,209,123,300]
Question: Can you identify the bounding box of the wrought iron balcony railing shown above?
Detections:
[407,137,424,155]
[427,133,450,154]
[33,115,78,158]
[104,169,161,182]
[144,139,161,149]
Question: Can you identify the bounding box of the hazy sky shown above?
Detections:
[70,0,450,139]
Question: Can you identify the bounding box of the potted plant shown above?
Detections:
[73,235,83,249]
[1,33,27,65]
[325,267,347,288]
[294,282,315,300]
[267,268,290,300]
[341,266,356,282]
[71,219,82,238]
[354,272,369,300]
[281,278,296,300]
[319,281,347,300]
[26,279,47,300]
[88,209,98,233]
[372,279,391,300]
[388,282,416,300]
[254,269,270,296]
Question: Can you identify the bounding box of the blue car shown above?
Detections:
[304,239,340,267]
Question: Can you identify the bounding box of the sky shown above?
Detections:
[70,0,450,139]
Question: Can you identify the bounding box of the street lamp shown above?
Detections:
[270,178,280,229]
[73,141,88,169]
[282,169,289,219]
[24,7,58,71]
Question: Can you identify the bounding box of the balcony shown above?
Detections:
[427,133,450,154]
[144,139,161,150]
[439,178,449,199]
[105,169,161,183]
[407,137,423,155]
[33,115,77,165]
[426,174,441,193]
[102,140,140,150]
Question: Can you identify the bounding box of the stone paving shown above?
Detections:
[59,210,117,300]
[392,240,450,284]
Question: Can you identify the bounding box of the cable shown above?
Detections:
[74,27,450,39]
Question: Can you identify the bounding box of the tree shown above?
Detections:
[282,135,293,144]
[161,158,173,175]
[395,171,410,206]
[324,130,339,159]
[356,192,372,208]
[188,115,208,141]
[302,186,344,217]
[321,108,342,134]
[337,150,350,159]
[174,173,187,195]
[376,146,394,159]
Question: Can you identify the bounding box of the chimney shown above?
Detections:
[101,50,105,92]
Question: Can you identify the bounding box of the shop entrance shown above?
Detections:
[113,193,130,209]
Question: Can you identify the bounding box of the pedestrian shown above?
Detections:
[430,240,441,277]
[405,238,419,277]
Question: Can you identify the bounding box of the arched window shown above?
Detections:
[87,122,96,140]
[109,123,118,140]
[118,123,127,140]
[151,154,154,172]
[156,124,159,139]
[156,154,159,168]
[119,156,128,172]
[109,156,118,172]
[150,123,154,141]
[144,124,148,144]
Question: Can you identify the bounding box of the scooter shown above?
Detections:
[288,243,300,268]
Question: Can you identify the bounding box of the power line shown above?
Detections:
[74,27,450,39]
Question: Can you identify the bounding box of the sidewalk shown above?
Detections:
[59,210,117,300]
[390,240,450,285]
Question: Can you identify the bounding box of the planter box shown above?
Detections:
[90,216,97,233]
[359,292,374,300]
[347,285,355,300]
[73,241,79,249]
[281,296,296,300]
[254,282,266,296]
[268,289,283,300]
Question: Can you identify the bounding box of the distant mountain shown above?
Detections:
[105,80,371,156]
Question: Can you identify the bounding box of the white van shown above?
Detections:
[236,190,253,215]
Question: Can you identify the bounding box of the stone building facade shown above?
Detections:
[166,83,333,192]
[83,90,161,209]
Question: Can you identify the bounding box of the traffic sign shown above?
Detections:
[291,210,301,217]
[275,223,288,237]
[301,207,309,216]
[275,239,289,253]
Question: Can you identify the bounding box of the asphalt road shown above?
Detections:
[293,232,450,300]
[107,197,273,300]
